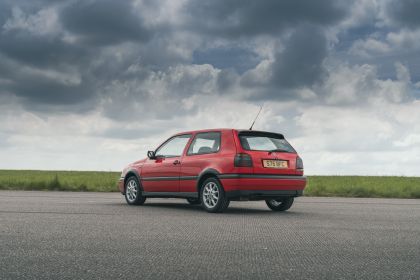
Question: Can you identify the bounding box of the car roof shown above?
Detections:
[174,128,235,135]
[173,128,284,137]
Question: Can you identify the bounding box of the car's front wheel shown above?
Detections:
[265,197,294,211]
[200,178,230,213]
[125,176,146,205]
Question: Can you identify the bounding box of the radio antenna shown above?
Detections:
[249,106,263,130]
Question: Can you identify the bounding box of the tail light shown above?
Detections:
[296,156,304,170]
[234,153,253,167]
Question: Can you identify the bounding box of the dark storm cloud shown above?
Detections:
[0,32,87,68]
[240,25,328,100]
[0,0,153,109]
[183,0,345,100]
[271,25,327,89]
[386,0,420,28]
[0,0,406,119]
[184,0,347,37]
[9,74,93,106]
[0,23,95,107]
[0,55,95,111]
[60,0,150,45]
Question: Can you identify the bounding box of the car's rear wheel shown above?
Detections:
[265,197,294,211]
[186,198,201,205]
[200,178,230,213]
[125,176,146,205]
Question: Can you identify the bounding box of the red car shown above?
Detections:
[118,129,306,213]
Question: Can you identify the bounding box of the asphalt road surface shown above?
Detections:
[1,191,419,280]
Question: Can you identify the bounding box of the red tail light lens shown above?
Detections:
[234,153,253,167]
[296,156,304,170]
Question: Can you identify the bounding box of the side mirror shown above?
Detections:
[147,150,156,159]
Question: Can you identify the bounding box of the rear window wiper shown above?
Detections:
[268,149,291,154]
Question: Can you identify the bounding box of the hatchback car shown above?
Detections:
[118,129,306,213]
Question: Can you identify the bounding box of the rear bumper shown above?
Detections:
[226,190,303,200]
[219,174,306,199]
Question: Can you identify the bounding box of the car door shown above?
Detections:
[179,132,222,192]
[141,134,192,192]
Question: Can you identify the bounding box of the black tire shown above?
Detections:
[265,197,294,211]
[124,176,146,205]
[186,198,201,205]
[200,177,230,213]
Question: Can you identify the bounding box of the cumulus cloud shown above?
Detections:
[0,0,419,175]
[3,6,60,36]
[321,63,413,105]
[349,38,391,57]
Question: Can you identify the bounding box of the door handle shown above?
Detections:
[173,160,181,165]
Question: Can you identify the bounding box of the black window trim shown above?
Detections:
[154,133,193,158]
[186,131,222,156]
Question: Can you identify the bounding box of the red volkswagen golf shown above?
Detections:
[118,129,306,213]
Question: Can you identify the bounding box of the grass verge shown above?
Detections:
[0,170,120,192]
[0,170,419,198]
[305,176,420,198]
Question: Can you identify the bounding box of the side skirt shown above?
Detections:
[142,191,199,199]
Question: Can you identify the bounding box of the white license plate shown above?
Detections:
[262,160,288,168]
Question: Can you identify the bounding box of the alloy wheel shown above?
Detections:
[126,179,138,203]
[202,182,219,208]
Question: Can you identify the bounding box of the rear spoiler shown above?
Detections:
[237,130,285,139]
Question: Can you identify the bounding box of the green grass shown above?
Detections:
[0,170,120,192]
[305,176,420,199]
[0,170,419,198]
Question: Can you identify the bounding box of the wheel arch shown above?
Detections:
[196,168,221,193]
[124,169,143,192]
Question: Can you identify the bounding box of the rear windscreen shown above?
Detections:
[238,132,296,153]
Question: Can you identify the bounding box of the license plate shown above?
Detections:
[262,160,288,168]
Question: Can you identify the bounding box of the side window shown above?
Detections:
[187,132,221,155]
[155,134,191,158]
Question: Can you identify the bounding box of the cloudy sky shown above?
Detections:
[0,0,420,175]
